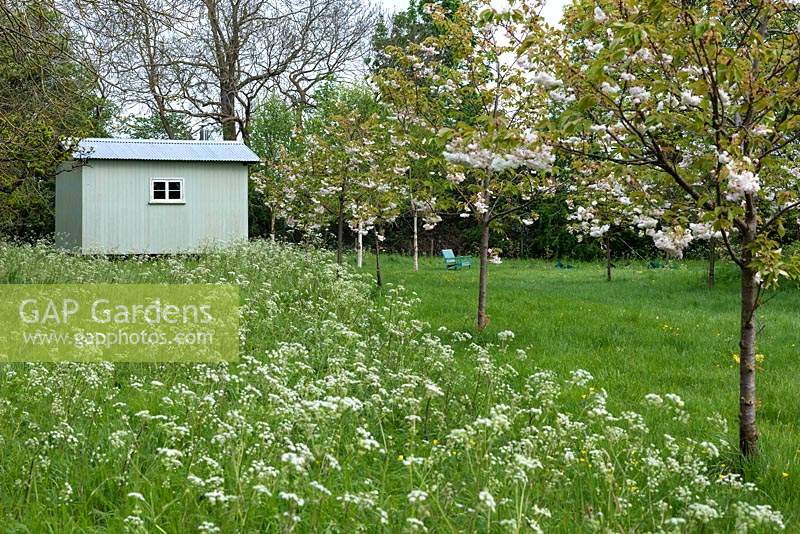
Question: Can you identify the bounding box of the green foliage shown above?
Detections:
[249,95,300,237]
[369,0,462,72]
[0,1,109,241]
[305,82,382,135]
[249,96,299,162]
[118,112,193,140]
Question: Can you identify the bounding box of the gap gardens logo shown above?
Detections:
[0,284,239,362]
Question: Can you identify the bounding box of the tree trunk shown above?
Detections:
[146,58,174,139]
[739,262,759,456]
[357,221,363,268]
[737,15,768,458]
[336,199,344,265]
[374,232,383,287]
[220,85,238,140]
[270,210,276,241]
[605,234,612,282]
[737,206,759,456]
[155,100,175,140]
[707,237,717,288]
[241,101,252,145]
[413,209,419,272]
[477,217,490,330]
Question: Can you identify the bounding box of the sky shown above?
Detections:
[377,0,571,26]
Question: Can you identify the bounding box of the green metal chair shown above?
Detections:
[442,249,472,270]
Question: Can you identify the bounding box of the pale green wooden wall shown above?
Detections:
[55,164,83,251]
[64,160,248,254]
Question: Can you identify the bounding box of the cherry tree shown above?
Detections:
[349,115,410,285]
[566,165,637,281]
[280,85,378,264]
[398,130,444,272]
[378,0,557,329]
[537,0,800,456]
[358,110,442,271]
[279,86,423,282]
[250,96,300,239]
[445,2,557,330]
[372,26,452,272]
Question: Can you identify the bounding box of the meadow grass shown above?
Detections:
[360,252,800,524]
[0,241,794,532]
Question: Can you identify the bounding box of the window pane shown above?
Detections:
[168,181,182,199]
[152,181,166,200]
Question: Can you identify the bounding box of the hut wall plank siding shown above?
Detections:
[56,138,258,254]
[55,165,83,251]
[80,161,248,254]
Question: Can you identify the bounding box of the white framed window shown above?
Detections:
[150,178,185,204]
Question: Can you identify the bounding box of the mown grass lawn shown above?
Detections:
[358,253,800,522]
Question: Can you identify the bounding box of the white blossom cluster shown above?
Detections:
[689,222,723,241]
[651,227,694,259]
[443,137,555,174]
[725,159,761,201]
[567,177,633,241]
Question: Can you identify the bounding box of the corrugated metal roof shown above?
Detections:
[73,138,261,163]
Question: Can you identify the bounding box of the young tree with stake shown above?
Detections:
[351,116,410,286]
[372,27,454,273]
